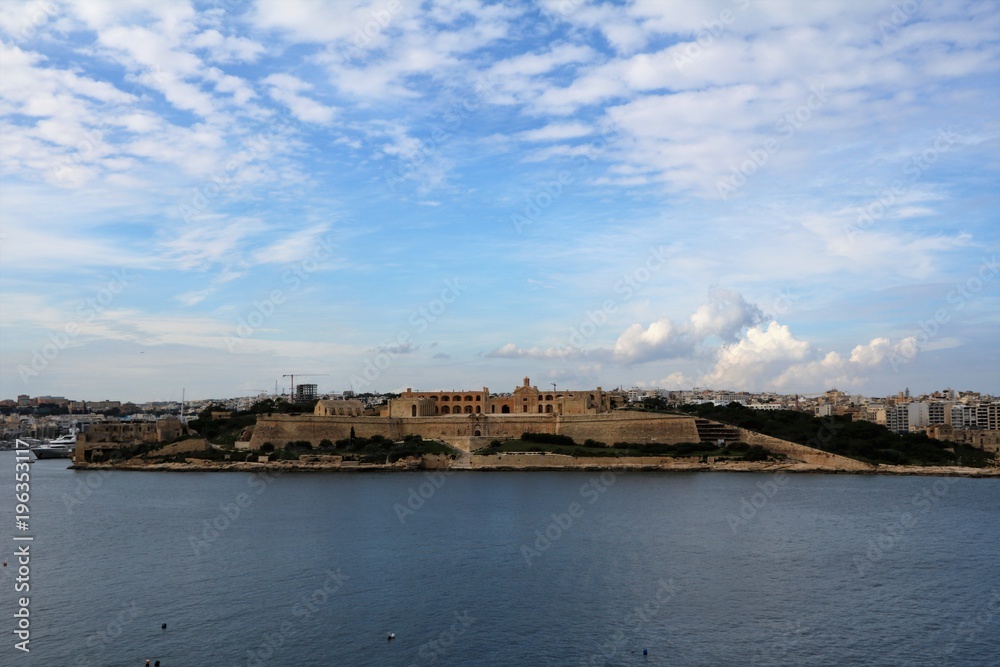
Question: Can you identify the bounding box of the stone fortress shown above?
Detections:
[385,376,624,417]
[244,376,873,470]
[250,376,703,451]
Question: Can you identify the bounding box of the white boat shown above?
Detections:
[30,433,77,459]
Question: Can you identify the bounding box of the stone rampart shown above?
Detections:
[555,412,700,444]
[247,412,702,450]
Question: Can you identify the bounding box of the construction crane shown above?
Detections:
[282,373,329,399]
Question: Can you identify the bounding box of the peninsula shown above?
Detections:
[67,377,998,477]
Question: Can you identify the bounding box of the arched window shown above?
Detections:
[465,405,473,414]
[411,405,416,417]
[465,396,473,401]
[501,405,510,414]
[545,394,553,401]
[538,406,543,413]
[441,405,450,414]
[453,395,462,402]
[441,396,449,402]
[545,405,553,414]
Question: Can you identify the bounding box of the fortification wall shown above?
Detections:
[246,412,704,450]
[247,415,399,448]
[738,429,875,471]
[554,413,701,444]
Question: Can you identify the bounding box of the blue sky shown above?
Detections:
[1,0,998,403]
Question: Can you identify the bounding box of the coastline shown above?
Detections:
[68,457,1000,477]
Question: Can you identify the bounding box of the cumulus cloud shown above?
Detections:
[612,288,762,363]
[707,329,925,391]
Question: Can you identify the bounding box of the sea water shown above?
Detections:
[1,451,998,666]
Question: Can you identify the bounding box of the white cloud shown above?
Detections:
[518,122,593,142]
[487,343,585,360]
[264,73,337,124]
[612,288,762,363]
[252,224,334,265]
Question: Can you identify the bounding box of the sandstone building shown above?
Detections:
[386,377,625,418]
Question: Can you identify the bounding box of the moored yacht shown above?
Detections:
[30,432,77,459]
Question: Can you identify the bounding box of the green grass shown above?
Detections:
[474,439,778,461]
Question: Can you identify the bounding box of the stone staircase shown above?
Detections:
[693,418,741,444]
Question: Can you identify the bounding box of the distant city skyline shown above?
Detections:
[4,382,997,407]
[1,1,998,403]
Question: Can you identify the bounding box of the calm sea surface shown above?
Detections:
[2,451,999,666]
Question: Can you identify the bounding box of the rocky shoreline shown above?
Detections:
[69,457,1000,477]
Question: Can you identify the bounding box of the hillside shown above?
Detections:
[641,402,994,467]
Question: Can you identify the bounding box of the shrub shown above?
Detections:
[521,432,575,447]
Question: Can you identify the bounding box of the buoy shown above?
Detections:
[643,648,648,655]
[387,632,395,640]
[161,623,167,629]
